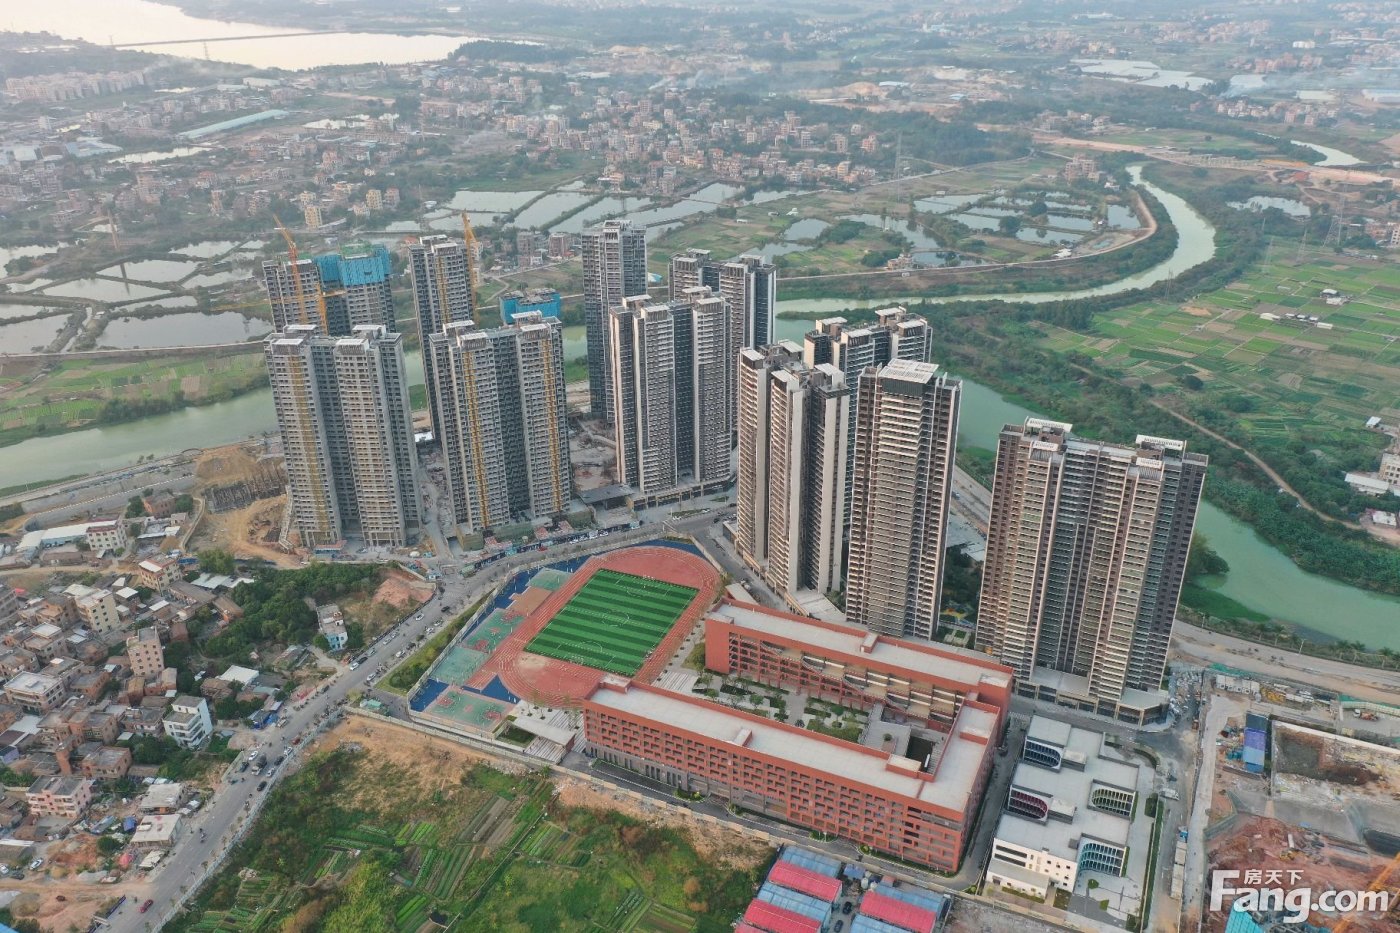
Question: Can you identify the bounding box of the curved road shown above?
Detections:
[115,509,729,931]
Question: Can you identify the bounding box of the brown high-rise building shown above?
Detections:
[976,419,1207,725]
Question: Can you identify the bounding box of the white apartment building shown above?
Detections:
[845,359,961,641]
[977,420,1207,724]
[407,234,476,443]
[427,313,572,536]
[582,219,647,423]
[735,343,850,610]
[84,518,128,554]
[266,325,421,548]
[163,695,213,749]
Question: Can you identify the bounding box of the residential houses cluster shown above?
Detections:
[0,558,255,837]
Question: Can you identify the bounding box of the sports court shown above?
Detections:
[522,569,698,676]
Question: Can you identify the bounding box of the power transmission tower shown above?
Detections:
[1324,197,1345,247]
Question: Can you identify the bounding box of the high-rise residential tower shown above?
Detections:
[408,235,476,442]
[976,420,1207,724]
[804,307,932,554]
[608,290,731,496]
[266,324,421,548]
[582,219,648,423]
[735,343,850,609]
[845,359,961,641]
[609,297,677,493]
[670,249,777,442]
[427,312,571,538]
[262,244,395,336]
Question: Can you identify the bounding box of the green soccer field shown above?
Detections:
[523,569,698,675]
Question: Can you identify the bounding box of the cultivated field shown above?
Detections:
[0,350,267,446]
[169,717,768,933]
[1038,248,1400,463]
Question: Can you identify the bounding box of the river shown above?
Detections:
[2,167,1396,646]
[4,1,479,69]
[1291,140,1362,168]
[771,168,1214,318]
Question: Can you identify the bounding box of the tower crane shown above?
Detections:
[460,212,480,324]
[1330,850,1400,932]
[273,215,327,333]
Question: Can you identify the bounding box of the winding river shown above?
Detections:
[2,170,1396,647]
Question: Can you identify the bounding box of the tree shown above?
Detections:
[199,549,236,575]
[998,215,1022,236]
[96,835,123,855]
[313,634,331,652]
[125,496,146,518]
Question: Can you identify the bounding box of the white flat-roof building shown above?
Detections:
[84,519,129,555]
[140,782,185,812]
[4,671,66,714]
[163,696,212,749]
[17,523,96,555]
[315,605,348,652]
[65,584,122,634]
[130,813,182,848]
[985,715,1142,898]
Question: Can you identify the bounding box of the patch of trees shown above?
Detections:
[203,562,381,660]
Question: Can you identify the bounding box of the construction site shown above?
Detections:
[1205,707,1400,932]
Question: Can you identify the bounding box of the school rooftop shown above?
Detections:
[589,676,999,815]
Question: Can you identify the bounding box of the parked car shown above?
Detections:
[140,899,154,913]
[30,858,43,870]
[257,781,268,792]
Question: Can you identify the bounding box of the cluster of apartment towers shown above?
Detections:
[259,218,1207,722]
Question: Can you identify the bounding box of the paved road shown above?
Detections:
[117,588,470,930]
[1179,689,1239,933]
[124,508,731,930]
[1171,620,1400,704]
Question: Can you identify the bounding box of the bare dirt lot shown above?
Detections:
[188,443,296,566]
[312,716,767,870]
[1207,814,1393,932]
[338,569,435,640]
[188,496,294,567]
[1,874,142,933]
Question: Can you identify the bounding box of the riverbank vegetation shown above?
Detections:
[818,168,1400,608]
[0,349,268,448]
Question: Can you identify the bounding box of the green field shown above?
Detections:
[169,740,767,933]
[1036,247,1400,505]
[524,569,697,675]
[0,349,268,446]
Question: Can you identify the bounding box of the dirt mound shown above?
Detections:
[48,834,101,874]
[375,570,434,610]
[195,443,262,485]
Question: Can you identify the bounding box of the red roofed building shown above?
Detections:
[859,890,937,933]
[767,860,841,903]
[736,924,770,933]
[743,900,822,933]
